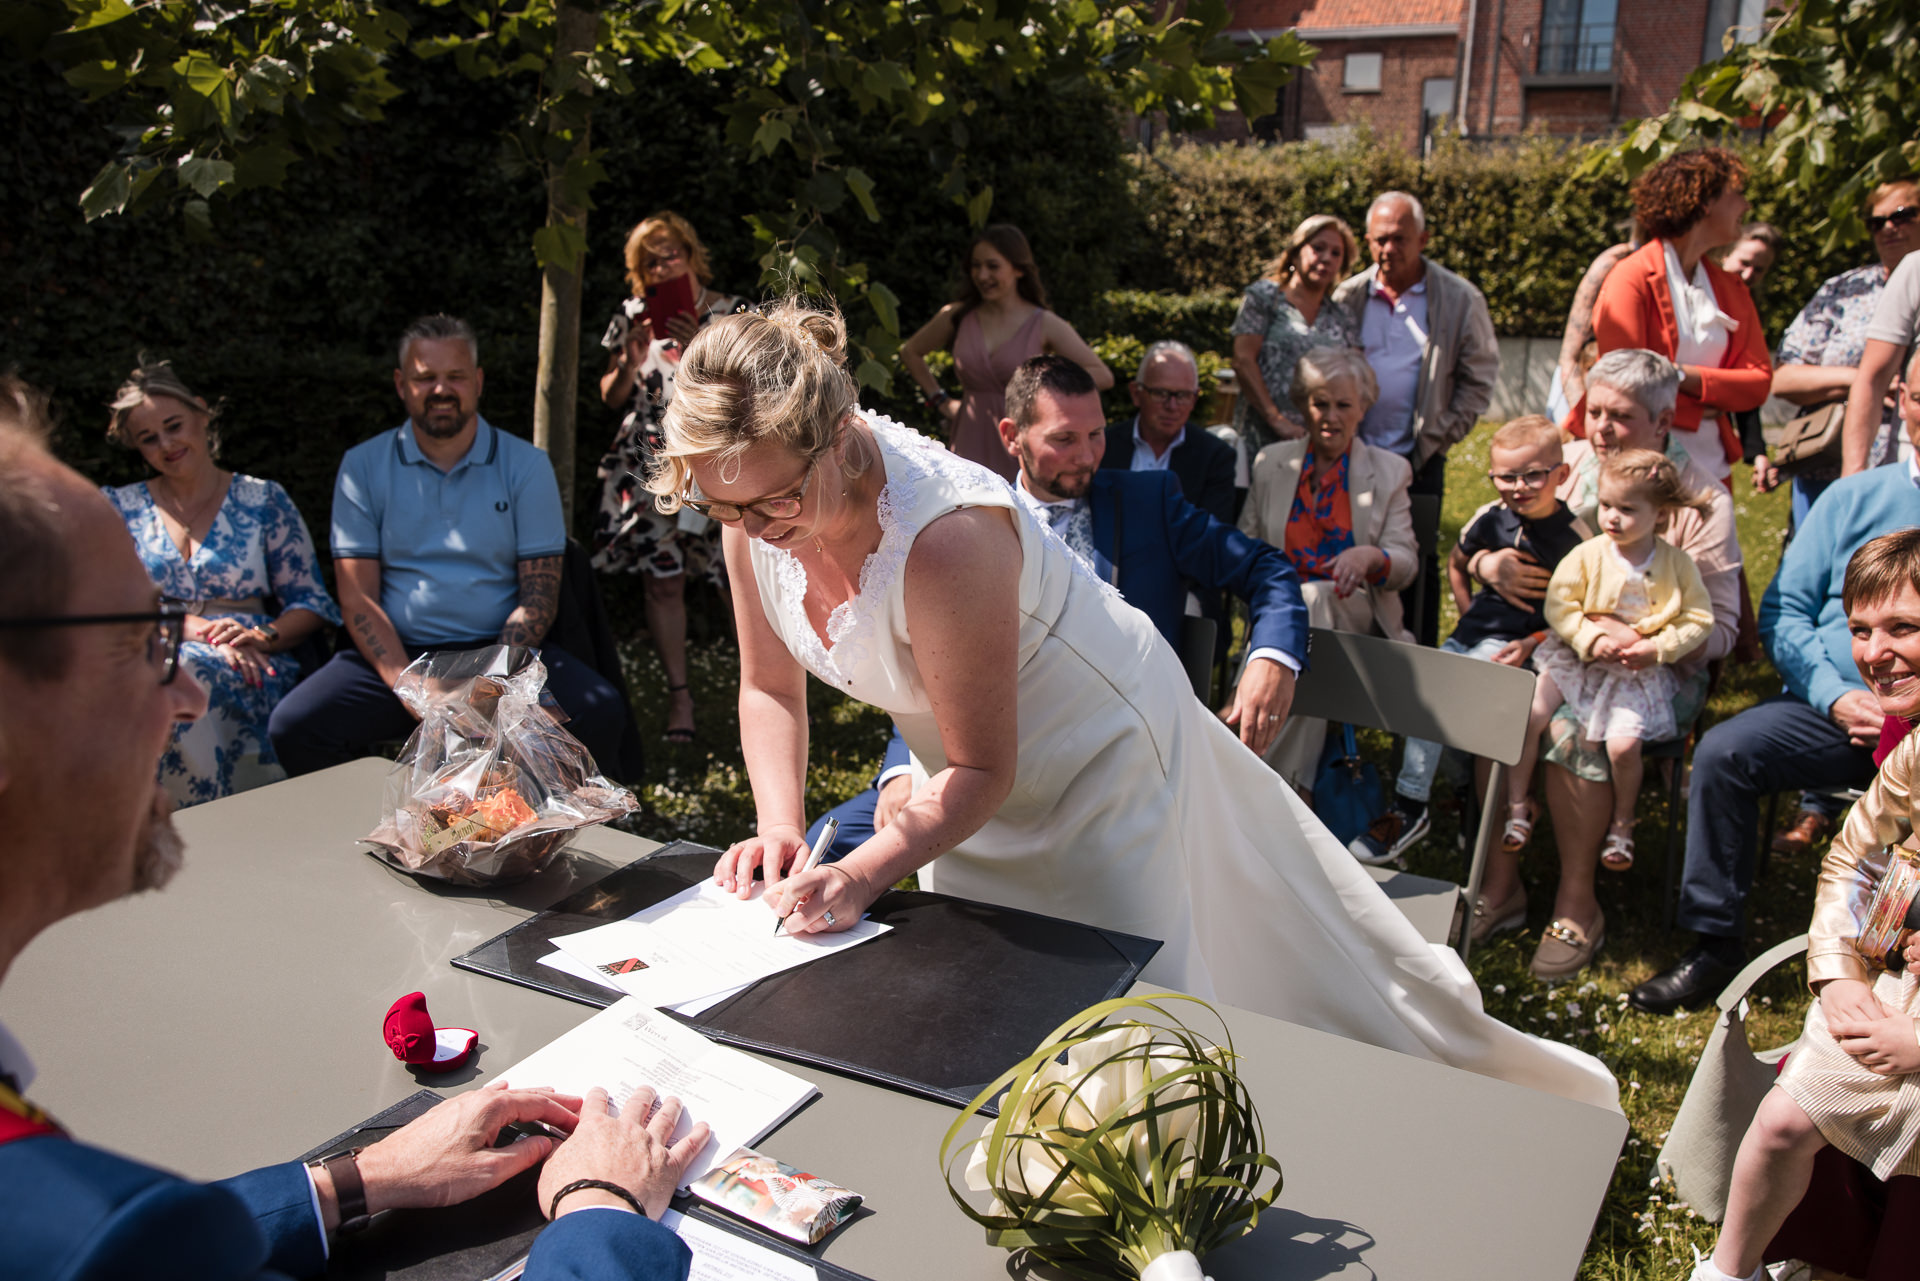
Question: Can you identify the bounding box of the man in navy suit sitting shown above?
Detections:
[1099,341,1238,524]
[811,355,1308,858]
[0,380,703,1281]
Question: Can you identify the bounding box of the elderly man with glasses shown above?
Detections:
[1098,340,1238,524]
[0,380,705,1281]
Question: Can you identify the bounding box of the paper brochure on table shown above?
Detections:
[498,997,816,1188]
[538,948,752,1016]
[481,1208,816,1281]
[550,880,890,1011]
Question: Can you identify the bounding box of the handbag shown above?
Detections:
[1312,723,1385,848]
[1656,934,1808,1223]
[1769,400,1847,475]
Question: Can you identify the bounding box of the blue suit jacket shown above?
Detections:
[0,1135,691,1281]
[1085,469,1305,662]
[1099,417,1238,524]
[865,470,1306,785]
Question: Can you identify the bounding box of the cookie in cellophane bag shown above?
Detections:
[362,645,636,886]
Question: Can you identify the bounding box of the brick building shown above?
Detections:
[1219,0,1768,152]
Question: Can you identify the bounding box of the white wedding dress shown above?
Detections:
[750,417,1618,1110]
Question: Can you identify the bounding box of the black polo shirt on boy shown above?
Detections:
[1450,501,1587,648]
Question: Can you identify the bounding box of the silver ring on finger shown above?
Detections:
[823,909,837,927]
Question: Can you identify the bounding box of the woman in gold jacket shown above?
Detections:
[1691,529,1920,1281]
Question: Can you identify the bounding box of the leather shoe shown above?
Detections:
[1770,809,1832,856]
[1628,946,1743,1014]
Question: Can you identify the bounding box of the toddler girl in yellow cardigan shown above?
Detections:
[1529,449,1714,871]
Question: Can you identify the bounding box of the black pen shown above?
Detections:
[772,817,840,935]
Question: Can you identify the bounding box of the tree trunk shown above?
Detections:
[532,2,597,529]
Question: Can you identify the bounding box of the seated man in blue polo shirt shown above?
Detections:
[270,314,628,776]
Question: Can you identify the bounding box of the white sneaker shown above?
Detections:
[1688,1245,1763,1281]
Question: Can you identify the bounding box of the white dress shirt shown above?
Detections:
[1129,417,1185,472]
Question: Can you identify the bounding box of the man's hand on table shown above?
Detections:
[538,1085,712,1220]
[316,1081,586,1229]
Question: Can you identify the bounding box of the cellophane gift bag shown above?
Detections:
[362,645,636,886]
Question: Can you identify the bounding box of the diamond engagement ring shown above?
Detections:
[823,909,837,927]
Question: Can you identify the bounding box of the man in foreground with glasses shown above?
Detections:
[269,314,629,778]
[0,381,704,1279]
[1098,341,1237,523]
[1351,414,1586,872]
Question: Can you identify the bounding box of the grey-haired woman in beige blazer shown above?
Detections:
[1240,346,1417,790]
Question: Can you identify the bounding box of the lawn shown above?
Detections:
[602,420,1810,1280]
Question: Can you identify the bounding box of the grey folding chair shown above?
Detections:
[1289,627,1538,962]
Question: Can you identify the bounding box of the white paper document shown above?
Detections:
[497,997,817,1187]
[537,948,750,1017]
[550,880,890,1011]
[482,1209,816,1281]
[664,1208,818,1281]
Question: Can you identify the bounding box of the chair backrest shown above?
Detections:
[1289,627,1535,766]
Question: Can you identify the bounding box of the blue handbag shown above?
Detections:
[1313,723,1386,847]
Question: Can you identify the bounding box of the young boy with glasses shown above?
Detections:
[1350,416,1588,885]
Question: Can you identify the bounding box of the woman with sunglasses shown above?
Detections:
[1812,181,1920,485]
[644,298,1616,1111]
[592,211,750,744]
[101,363,338,806]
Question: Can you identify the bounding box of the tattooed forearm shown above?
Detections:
[351,611,390,663]
[501,555,562,647]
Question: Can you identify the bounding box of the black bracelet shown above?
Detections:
[550,1178,645,1219]
[924,388,951,408]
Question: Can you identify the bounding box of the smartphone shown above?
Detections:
[643,274,698,341]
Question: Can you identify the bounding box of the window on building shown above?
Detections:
[1703,0,1767,58]
[1538,0,1616,74]
[1342,52,1383,93]
[1422,77,1456,125]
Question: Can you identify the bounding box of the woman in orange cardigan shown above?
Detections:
[1574,148,1773,487]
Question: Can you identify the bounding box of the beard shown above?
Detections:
[414,396,471,440]
[132,786,184,894]
[1018,443,1093,501]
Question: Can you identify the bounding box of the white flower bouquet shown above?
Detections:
[939,994,1282,1281]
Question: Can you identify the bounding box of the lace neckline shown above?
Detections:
[764,415,927,688]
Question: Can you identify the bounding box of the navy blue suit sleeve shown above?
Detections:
[0,1135,293,1281]
[878,726,911,782]
[213,1162,326,1280]
[1154,475,1309,668]
[524,1209,693,1281]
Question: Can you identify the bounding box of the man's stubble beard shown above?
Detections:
[414,399,471,440]
[132,786,184,893]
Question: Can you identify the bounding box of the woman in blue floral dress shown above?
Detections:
[103,364,340,806]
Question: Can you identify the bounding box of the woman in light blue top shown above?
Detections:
[103,363,339,806]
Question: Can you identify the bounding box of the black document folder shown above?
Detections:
[300,1091,869,1280]
[452,841,1162,1108]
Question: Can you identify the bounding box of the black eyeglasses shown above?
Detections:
[1867,206,1919,235]
[1488,467,1559,490]
[678,466,815,524]
[0,600,186,684]
[1137,386,1198,406]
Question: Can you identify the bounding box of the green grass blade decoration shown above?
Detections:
[938,994,1283,1280]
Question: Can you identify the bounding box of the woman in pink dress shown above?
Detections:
[901,224,1112,480]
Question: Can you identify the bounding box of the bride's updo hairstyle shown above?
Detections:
[648,297,869,513]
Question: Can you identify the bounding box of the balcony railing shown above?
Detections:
[1537,22,1614,75]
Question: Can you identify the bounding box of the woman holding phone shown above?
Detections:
[592,210,748,743]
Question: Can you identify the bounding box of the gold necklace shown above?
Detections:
[153,475,226,553]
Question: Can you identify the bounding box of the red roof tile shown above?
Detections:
[1292,0,1465,31]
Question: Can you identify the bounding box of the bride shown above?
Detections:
[649,299,1616,1110]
